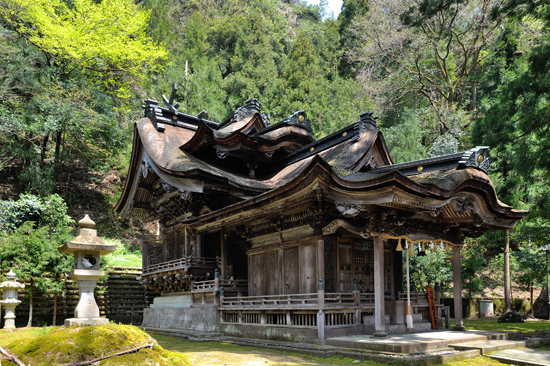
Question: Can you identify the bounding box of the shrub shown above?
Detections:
[498,311,525,323]
[0,193,74,236]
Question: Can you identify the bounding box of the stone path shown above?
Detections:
[326,330,510,353]
[488,347,550,366]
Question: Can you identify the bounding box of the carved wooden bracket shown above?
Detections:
[322,219,369,238]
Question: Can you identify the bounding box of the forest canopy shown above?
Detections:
[0,0,549,288]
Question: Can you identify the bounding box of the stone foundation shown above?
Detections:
[65,317,109,327]
[142,306,219,331]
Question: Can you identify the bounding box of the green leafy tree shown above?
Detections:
[383,109,428,163]
[461,242,487,299]
[473,1,549,308]
[349,0,501,147]
[0,0,167,97]
[408,248,452,292]
[514,243,546,316]
[0,194,74,325]
[0,222,73,326]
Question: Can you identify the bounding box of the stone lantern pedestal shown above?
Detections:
[0,269,25,329]
[59,215,116,326]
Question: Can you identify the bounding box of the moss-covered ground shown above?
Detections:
[1,324,190,366]
[5,321,550,365]
[152,334,508,366]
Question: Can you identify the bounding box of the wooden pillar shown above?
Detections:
[142,240,148,268]
[184,227,189,256]
[317,238,325,287]
[220,230,227,280]
[278,248,284,294]
[452,245,465,330]
[196,234,202,257]
[317,310,325,342]
[373,235,386,337]
[161,233,168,262]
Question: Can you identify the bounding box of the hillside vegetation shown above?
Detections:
[0,0,549,311]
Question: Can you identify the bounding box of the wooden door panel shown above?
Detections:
[283,247,299,294]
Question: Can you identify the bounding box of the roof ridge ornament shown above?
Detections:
[234,98,262,121]
[352,111,378,142]
[142,99,166,132]
[458,146,490,174]
[162,83,181,113]
[281,110,311,131]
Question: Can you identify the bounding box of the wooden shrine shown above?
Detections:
[115,90,527,342]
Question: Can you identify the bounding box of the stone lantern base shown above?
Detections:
[1,301,20,329]
[65,317,109,327]
[64,271,109,327]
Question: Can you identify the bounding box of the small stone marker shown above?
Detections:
[0,269,25,329]
[58,215,116,326]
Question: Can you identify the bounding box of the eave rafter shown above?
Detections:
[182,155,526,239]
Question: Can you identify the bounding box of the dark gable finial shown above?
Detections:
[142,99,165,132]
[359,111,378,127]
[352,111,379,142]
[282,110,311,132]
[458,146,490,174]
[245,98,262,112]
[162,83,181,113]
[233,98,270,126]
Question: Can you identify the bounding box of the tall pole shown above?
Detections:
[373,236,386,337]
[547,249,549,320]
[452,246,465,330]
[504,231,511,312]
[406,241,413,329]
[184,60,189,112]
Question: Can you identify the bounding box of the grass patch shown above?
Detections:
[151,334,510,366]
[441,357,505,365]
[102,238,142,267]
[152,334,387,365]
[458,318,550,334]
[0,327,49,346]
[2,325,537,366]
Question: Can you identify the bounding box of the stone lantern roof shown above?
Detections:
[0,269,25,295]
[58,215,116,255]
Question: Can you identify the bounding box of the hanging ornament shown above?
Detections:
[421,242,425,252]
[445,243,452,253]
[396,238,403,251]
[409,241,415,256]
[433,241,438,253]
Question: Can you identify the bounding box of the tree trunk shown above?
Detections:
[27,291,33,328]
[504,231,511,312]
[54,130,62,167]
[53,293,57,326]
[40,134,49,168]
[530,284,534,317]
[472,81,478,111]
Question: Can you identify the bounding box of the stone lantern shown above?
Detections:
[58,215,116,326]
[0,269,25,329]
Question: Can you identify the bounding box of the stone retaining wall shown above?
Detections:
[7,267,158,327]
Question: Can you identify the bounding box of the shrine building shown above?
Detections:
[115,95,527,342]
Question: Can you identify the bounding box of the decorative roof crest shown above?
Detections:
[282,110,311,131]
[234,98,261,121]
[352,111,378,142]
[162,83,181,113]
[458,146,490,174]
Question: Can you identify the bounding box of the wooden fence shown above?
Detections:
[8,266,158,327]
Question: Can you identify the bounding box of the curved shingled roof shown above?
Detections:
[115,98,527,237]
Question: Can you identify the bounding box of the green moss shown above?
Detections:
[8,324,191,366]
